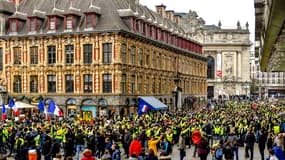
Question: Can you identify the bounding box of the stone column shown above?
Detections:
[23,68,27,93]
[75,35,80,64]
[237,51,242,79]
[75,68,80,93]
[58,69,62,93]
[58,38,62,64]
[95,70,99,93]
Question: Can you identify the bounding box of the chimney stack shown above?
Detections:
[174,14,182,25]
[10,0,23,6]
[155,4,166,17]
[166,10,174,21]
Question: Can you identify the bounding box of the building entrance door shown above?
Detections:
[207,86,214,100]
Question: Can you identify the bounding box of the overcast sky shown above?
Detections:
[140,0,255,42]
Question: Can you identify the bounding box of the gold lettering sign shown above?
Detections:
[82,111,92,121]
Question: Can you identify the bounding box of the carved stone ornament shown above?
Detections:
[227,34,233,40]
[15,40,22,47]
[83,35,90,42]
[45,37,56,44]
[30,38,37,46]
[64,36,73,44]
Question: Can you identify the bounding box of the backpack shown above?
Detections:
[215,147,223,159]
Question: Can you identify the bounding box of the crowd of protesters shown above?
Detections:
[0,100,285,160]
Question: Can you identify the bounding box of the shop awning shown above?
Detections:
[138,96,168,111]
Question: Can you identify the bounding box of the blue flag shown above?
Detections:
[48,99,56,114]
[2,103,6,114]
[2,103,6,121]
[138,98,150,116]
[38,99,45,112]
[8,98,15,108]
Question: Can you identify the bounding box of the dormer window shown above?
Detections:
[66,16,73,29]
[49,17,56,30]
[86,14,93,28]
[29,18,37,32]
[85,13,98,29]
[10,19,18,33]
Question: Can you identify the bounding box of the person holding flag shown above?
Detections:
[48,99,63,117]
[2,103,6,121]
[38,98,45,113]
[8,97,20,116]
[138,98,150,116]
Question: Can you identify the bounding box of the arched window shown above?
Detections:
[207,56,215,79]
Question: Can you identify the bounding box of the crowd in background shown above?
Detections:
[0,100,285,160]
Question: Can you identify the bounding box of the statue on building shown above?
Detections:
[218,20,222,28]
[225,56,233,76]
[237,20,241,29]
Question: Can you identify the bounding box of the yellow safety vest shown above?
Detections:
[273,125,280,135]
[14,138,24,150]
[166,133,173,143]
[34,135,40,147]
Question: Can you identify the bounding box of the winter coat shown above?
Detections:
[223,145,234,160]
[198,138,210,156]
[81,149,96,160]
[129,139,142,157]
[112,149,121,160]
[75,131,86,145]
[64,137,75,157]
[273,145,285,160]
[148,137,161,156]
[244,132,255,147]
[144,154,158,160]
[41,137,51,155]
[178,134,186,150]
[47,141,60,158]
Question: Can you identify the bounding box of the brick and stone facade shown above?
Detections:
[0,0,207,117]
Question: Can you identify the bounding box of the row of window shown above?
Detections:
[8,14,202,54]
[128,18,202,54]
[258,78,285,84]
[10,13,97,33]
[8,43,192,71]
[10,43,110,65]
[121,44,178,69]
[14,74,107,93]
[13,74,179,94]
[256,72,285,78]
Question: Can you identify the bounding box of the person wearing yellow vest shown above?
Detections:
[55,128,64,143]
[166,127,173,144]
[34,130,42,160]
[154,126,162,139]
[273,125,280,135]
[14,134,25,160]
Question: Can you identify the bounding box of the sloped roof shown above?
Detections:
[3,0,202,43]
[0,0,15,13]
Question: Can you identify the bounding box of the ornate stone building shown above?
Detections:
[0,0,207,118]
[179,11,251,99]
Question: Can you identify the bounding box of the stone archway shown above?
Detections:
[66,98,77,117]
